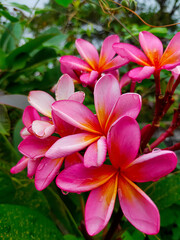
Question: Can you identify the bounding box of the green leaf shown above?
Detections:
[28,47,57,67]
[12,52,29,70]
[0,48,7,69]
[64,235,84,240]
[54,0,73,7]
[0,204,63,239]
[0,170,16,203]
[0,105,10,135]
[145,172,180,209]
[0,134,20,162]
[122,230,134,240]
[6,33,58,68]
[13,119,24,150]
[0,22,22,53]
[11,181,50,216]
[9,2,32,13]
[43,188,82,236]
[0,10,18,22]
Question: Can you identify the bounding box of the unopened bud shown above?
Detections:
[121,0,130,8]
[129,0,137,11]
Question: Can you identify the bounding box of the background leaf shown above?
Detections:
[0,204,63,240]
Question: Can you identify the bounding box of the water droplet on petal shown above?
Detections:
[152,148,161,152]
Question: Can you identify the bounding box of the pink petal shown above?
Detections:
[75,39,99,69]
[106,69,119,81]
[84,136,107,168]
[118,175,160,235]
[160,32,180,68]
[31,120,55,139]
[20,127,31,139]
[68,91,85,103]
[85,174,118,236]
[102,55,129,72]
[139,31,163,66]
[123,150,177,182]
[64,152,83,168]
[171,65,180,80]
[113,43,150,66]
[94,74,121,131]
[107,116,141,169]
[105,93,142,133]
[52,100,102,134]
[80,71,99,86]
[45,133,100,159]
[128,66,155,82]
[28,91,55,118]
[35,157,64,191]
[10,156,29,174]
[55,74,74,101]
[99,35,120,67]
[27,158,41,178]
[22,106,40,128]
[60,63,79,81]
[18,135,58,159]
[56,163,116,192]
[60,56,92,72]
[119,73,132,94]
[161,50,180,70]
[52,111,76,137]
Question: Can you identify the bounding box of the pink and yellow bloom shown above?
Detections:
[28,74,85,139]
[60,35,129,86]
[113,31,180,82]
[46,74,142,167]
[56,116,177,236]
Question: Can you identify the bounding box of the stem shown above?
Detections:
[144,105,180,153]
[130,81,136,92]
[141,72,177,151]
[104,208,123,240]
[164,142,180,151]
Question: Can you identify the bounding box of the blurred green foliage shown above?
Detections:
[0,0,180,239]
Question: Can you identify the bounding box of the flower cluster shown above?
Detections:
[11,32,179,237]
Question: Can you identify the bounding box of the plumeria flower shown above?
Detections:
[28,74,85,139]
[10,135,59,179]
[60,35,129,86]
[113,31,180,82]
[56,116,177,236]
[46,74,142,167]
[11,127,83,190]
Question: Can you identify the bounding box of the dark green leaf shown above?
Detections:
[13,119,24,150]
[0,170,16,203]
[43,188,82,236]
[0,10,19,22]
[9,2,32,13]
[0,204,63,239]
[0,105,10,135]
[145,172,180,209]
[64,235,84,240]
[0,134,20,162]
[54,0,73,7]
[6,33,58,68]
[0,48,7,69]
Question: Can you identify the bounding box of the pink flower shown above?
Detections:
[113,31,180,82]
[10,135,59,179]
[46,74,142,167]
[56,116,177,236]
[28,74,85,139]
[60,35,129,86]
